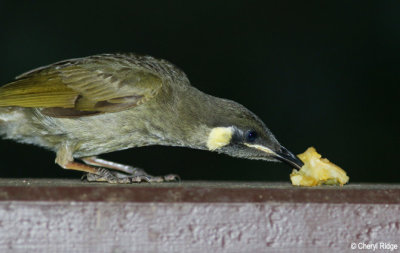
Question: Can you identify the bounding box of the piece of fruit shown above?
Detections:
[290,147,349,186]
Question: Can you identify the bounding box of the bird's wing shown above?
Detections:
[0,56,163,117]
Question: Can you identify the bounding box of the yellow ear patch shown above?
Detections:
[207,127,234,151]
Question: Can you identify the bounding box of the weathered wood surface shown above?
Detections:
[0,179,399,253]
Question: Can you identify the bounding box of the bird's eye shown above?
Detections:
[246,130,258,142]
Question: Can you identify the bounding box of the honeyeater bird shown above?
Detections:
[0,53,303,183]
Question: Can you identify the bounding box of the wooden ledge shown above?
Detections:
[1,179,399,252]
[1,179,400,203]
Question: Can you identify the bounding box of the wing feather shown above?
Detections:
[0,55,164,117]
[0,75,78,107]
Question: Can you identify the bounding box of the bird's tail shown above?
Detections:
[0,107,8,129]
[0,108,5,136]
[0,107,15,135]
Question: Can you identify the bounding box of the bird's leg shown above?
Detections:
[55,144,178,183]
[60,159,179,184]
[81,156,138,175]
[60,161,129,183]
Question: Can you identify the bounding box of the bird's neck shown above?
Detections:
[169,86,237,149]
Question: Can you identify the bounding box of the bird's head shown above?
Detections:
[204,99,304,170]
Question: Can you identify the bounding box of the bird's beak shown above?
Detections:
[274,146,304,170]
[244,144,304,170]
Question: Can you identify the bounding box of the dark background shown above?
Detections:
[0,1,398,182]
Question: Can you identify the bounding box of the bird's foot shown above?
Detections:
[78,156,180,184]
[83,167,180,184]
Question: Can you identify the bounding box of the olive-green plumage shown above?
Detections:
[0,53,302,183]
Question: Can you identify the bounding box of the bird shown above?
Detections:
[0,53,303,183]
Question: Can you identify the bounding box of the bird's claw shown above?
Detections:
[163,174,180,182]
[83,169,180,184]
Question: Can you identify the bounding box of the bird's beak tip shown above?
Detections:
[245,143,303,170]
[274,146,304,170]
